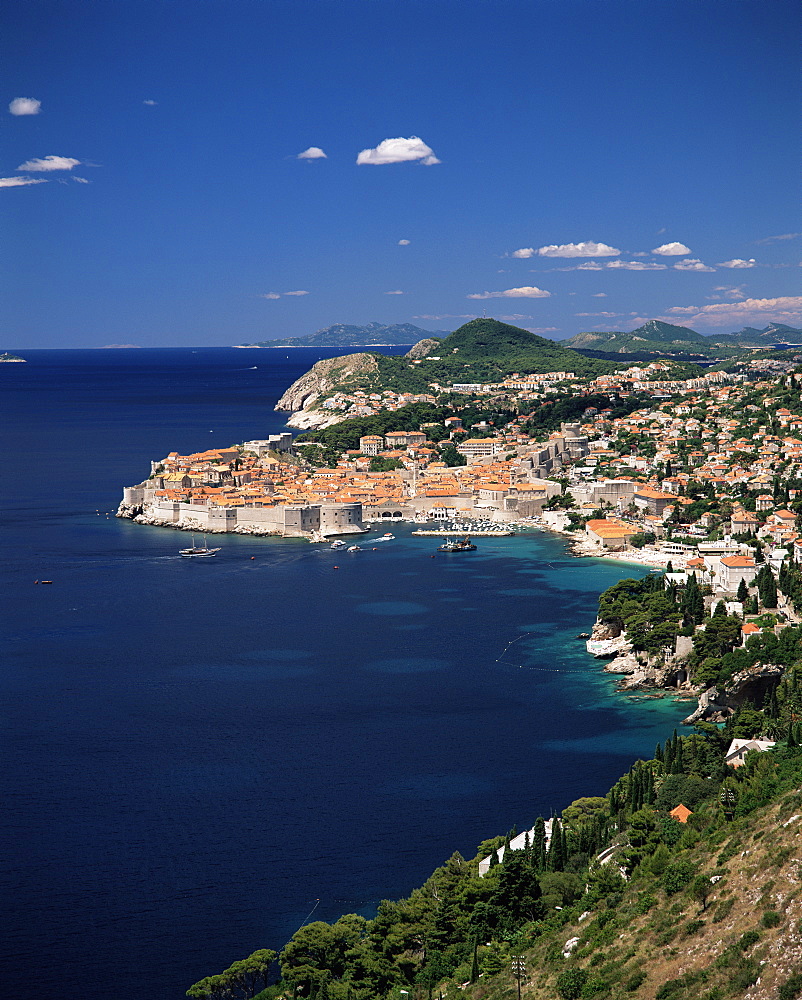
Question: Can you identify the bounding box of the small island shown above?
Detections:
[0,352,26,362]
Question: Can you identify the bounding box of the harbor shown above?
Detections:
[411,528,513,537]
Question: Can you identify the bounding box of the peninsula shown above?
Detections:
[236,321,448,349]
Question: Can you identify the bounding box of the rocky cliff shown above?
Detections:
[274,352,379,428]
[405,338,440,359]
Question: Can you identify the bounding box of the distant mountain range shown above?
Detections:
[560,320,802,359]
[239,322,449,348]
[241,319,802,355]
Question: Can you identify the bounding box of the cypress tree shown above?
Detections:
[655,742,664,763]
[548,818,566,871]
[762,571,778,609]
[737,577,749,603]
[770,685,779,719]
[470,935,479,983]
[714,600,726,618]
[672,738,685,775]
[531,818,546,870]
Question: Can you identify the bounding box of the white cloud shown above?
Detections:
[673,258,715,272]
[17,155,80,172]
[260,293,281,300]
[575,311,619,317]
[283,290,309,296]
[385,290,404,295]
[572,262,603,271]
[511,247,535,258]
[662,295,802,327]
[356,136,440,166]
[712,285,746,300]
[297,146,327,160]
[537,241,620,258]
[72,176,90,184]
[591,292,607,297]
[413,314,474,321]
[397,239,410,245]
[527,327,560,334]
[756,232,802,245]
[652,242,691,255]
[497,314,532,322]
[718,258,756,268]
[143,99,158,106]
[605,260,666,270]
[9,97,41,116]
[467,286,551,299]
[0,176,48,187]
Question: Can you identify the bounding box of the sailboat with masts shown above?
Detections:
[179,533,221,558]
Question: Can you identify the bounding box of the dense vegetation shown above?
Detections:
[596,570,798,693]
[296,402,517,453]
[521,393,649,436]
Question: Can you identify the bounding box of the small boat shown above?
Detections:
[180,534,221,558]
[347,545,361,552]
[438,536,476,553]
[375,533,395,541]
[331,539,346,550]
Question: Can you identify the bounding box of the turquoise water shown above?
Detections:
[0,349,690,999]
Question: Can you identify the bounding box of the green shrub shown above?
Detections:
[761,909,782,927]
[684,919,705,936]
[663,861,696,896]
[779,972,802,1000]
[556,967,589,1000]
[624,970,647,992]
[737,930,760,951]
[580,975,607,998]
[727,959,760,991]
[635,894,656,914]
[712,898,734,923]
[656,973,701,999]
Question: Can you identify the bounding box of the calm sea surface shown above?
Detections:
[1,348,689,1000]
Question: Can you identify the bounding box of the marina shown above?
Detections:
[412,528,513,537]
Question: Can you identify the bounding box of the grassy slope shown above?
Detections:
[504,789,802,1000]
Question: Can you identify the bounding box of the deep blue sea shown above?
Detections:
[1,348,690,1000]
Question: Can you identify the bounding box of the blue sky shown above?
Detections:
[3,0,801,348]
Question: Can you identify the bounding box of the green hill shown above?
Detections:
[390,317,618,381]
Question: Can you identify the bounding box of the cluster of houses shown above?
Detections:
[120,351,802,554]
[118,420,591,536]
